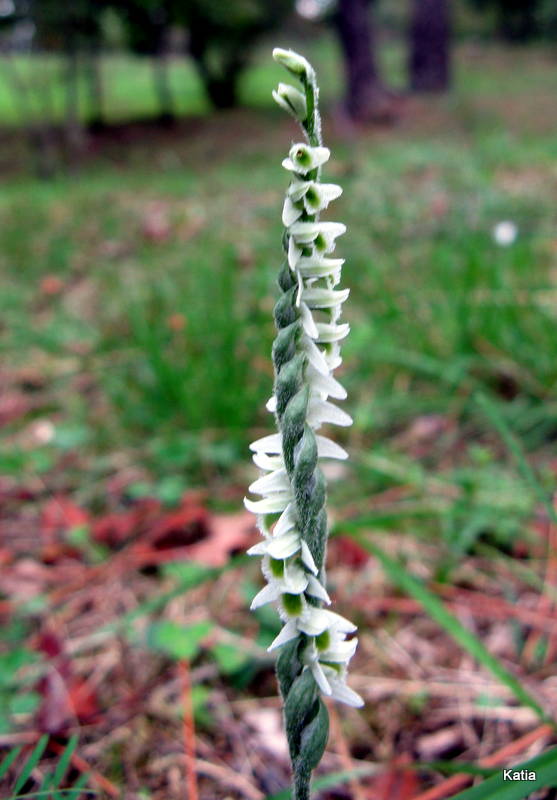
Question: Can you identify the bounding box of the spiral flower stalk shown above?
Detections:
[244,48,363,799]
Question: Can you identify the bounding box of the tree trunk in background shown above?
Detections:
[86,48,105,131]
[409,0,451,92]
[153,55,175,124]
[63,32,86,159]
[334,0,392,121]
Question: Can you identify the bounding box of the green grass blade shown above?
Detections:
[50,735,78,798]
[0,748,23,782]
[476,392,557,526]
[418,762,496,778]
[67,772,94,796]
[449,745,557,800]
[12,736,49,796]
[265,766,378,799]
[352,535,551,724]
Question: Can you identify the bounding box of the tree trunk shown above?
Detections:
[153,55,176,124]
[333,0,393,122]
[64,39,85,158]
[409,0,451,92]
[204,73,239,109]
[86,47,105,131]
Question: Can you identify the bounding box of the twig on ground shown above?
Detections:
[179,660,198,800]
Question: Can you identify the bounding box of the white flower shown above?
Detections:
[288,180,342,214]
[283,143,330,175]
[493,220,518,246]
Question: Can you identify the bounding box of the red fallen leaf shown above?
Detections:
[41,497,90,535]
[92,498,161,547]
[187,511,256,566]
[149,504,209,550]
[40,497,90,562]
[67,677,100,720]
[330,536,369,568]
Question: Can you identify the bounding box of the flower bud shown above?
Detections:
[272,82,307,121]
[273,48,315,81]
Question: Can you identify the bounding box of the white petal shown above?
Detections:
[266,530,301,559]
[316,221,346,239]
[328,679,364,708]
[249,468,290,495]
[310,661,332,695]
[316,435,349,460]
[252,452,283,471]
[300,540,318,574]
[244,493,290,514]
[283,565,309,594]
[250,433,282,454]
[304,336,329,376]
[266,395,277,413]
[325,611,357,633]
[295,268,303,307]
[251,582,281,610]
[273,503,297,537]
[306,366,347,400]
[247,541,269,556]
[297,607,331,636]
[289,221,320,242]
[315,323,350,343]
[306,575,331,603]
[282,157,297,172]
[282,196,303,227]
[307,400,353,428]
[288,236,302,270]
[268,619,299,651]
[288,179,312,201]
[297,256,345,280]
[320,638,358,662]
[302,287,350,309]
[299,302,319,339]
[320,183,343,204]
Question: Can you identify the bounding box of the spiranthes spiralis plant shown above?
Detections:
[244,48,363,800]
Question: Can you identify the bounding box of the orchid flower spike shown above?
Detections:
[244,47,362,800]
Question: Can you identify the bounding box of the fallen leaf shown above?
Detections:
[187,511,255,566]
[330,536,369,568]
[92,498,161,547]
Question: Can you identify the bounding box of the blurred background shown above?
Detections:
[1,1,557,798]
